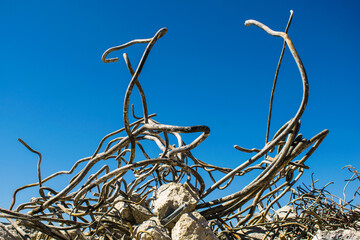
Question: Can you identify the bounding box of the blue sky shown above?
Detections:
[1,1,359,208]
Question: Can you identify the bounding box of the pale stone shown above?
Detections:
[134,217,171,240]
[152,183,199,227]
[312,229,360,240]
[274,205,297,220]
[171,211,219,240]
[113,194,152,225]
[63,229,87,239]
[0,223,22,240]
[236,226,267,240]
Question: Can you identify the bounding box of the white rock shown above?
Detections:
[312,229,360,240]
[171,211,219,240]
[134,217,171,240]
[0,223,22,240]
[152,183,199,227]
[63,229,87,240]
[113,194,152,225]
[274,205,297,220]
[236,226,267,239]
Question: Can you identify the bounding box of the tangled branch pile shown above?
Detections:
[1,11,359,240]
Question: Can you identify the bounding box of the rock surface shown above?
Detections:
[113,194,152,225]
[0,223,22,240]
[274,205,297,220]
[171,211,219,240]
[134,217,171,240]
[313,229,360,240]
[237,226,268,240]
[152,182,199,227]
[63,229,87,240]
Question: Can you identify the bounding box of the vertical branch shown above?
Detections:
[122,28,167,164]
[265,10,294,146]
[18,138,43,189]
[123,53,149,123]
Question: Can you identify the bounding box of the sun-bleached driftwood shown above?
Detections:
[2,11,358,240]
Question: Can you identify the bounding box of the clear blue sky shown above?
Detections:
[1,1,359,208]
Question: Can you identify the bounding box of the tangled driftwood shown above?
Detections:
[1,11,358,240]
